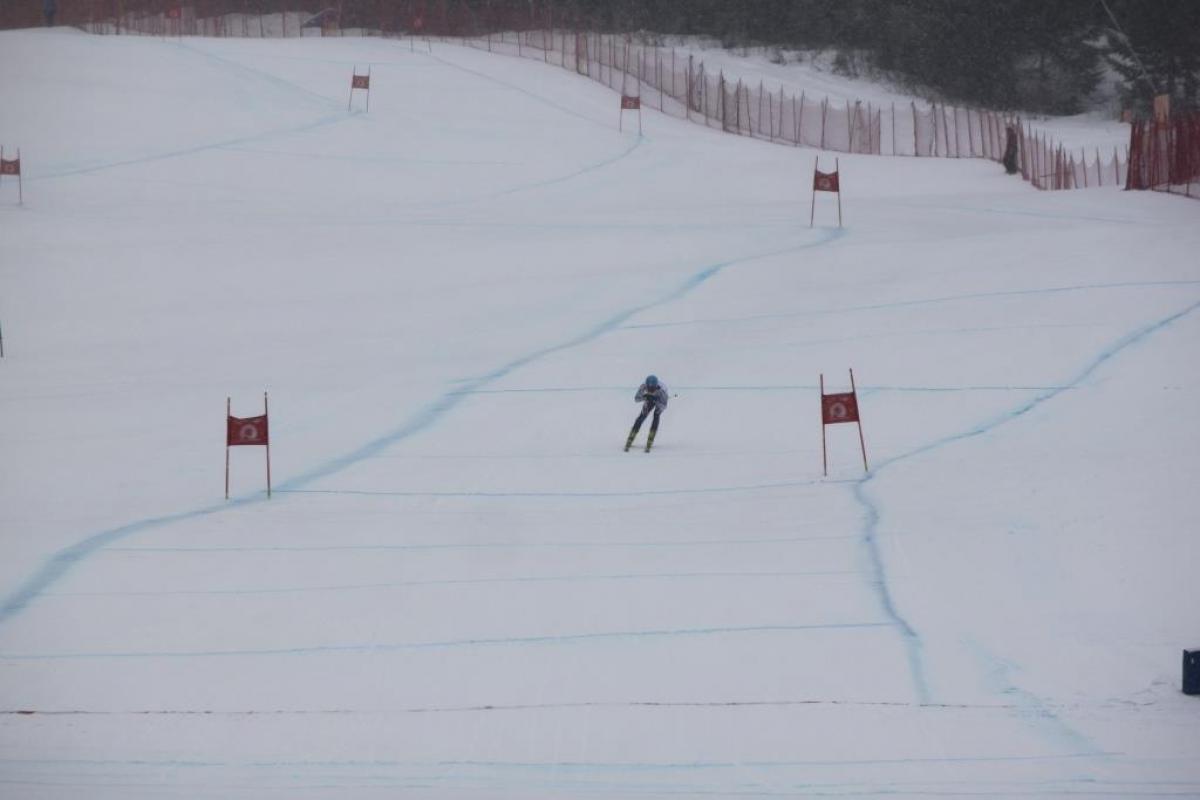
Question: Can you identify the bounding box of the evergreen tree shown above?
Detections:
[1100,0,1200,113]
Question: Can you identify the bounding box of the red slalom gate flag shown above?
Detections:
[226,394,272,499]
[820,370,868,475]
[351,74,370,90]
[0,158,19,176]
[821,392,859,425]
[813,169,839,192]
[810,156,843,227]
[227,414,269,446]
[621,95,641,110]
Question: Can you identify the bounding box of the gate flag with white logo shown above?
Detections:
[0,147,22,205]
[226,393,272,499]
[820,369,868,476]
[349,66,371,112]
[810,156,842,228]
[619,95,642,134]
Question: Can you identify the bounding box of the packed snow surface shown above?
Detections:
[1,29,1198,799]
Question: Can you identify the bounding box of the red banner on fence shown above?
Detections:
[227,414,268,446]
[166,6,181,19]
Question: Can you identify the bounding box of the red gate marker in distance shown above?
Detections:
[348,67,371,112]
[226,394,272,499]
[0,147,21,204]
[810,156,842,228]
[619,95,642,134]
[820,370,868,476]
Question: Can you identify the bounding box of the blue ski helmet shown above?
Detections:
[645,374,659,388]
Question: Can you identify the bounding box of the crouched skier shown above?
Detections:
[625,374,668,452]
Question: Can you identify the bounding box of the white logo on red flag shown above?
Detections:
[813,170,839,192]
[621,95,641,110]
[822,392,859,425]
[227,414,269,446]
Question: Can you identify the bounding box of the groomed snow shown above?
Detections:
[1,29,1198,799]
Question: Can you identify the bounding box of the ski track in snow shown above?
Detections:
[0,230,842,628]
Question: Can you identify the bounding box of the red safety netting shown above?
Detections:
[1127,113,1200,199]
[4,0,1132,193]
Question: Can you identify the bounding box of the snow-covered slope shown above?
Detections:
[1,30,1198,798]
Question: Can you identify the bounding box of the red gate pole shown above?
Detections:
[809,156,818,227]
[225,397,231,499]
[264,391,272,498]
[835,157,842,227]
[820,373,828,477]
[849,368,868,472]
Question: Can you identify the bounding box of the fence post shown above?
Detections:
[847,99,854,151]
[779,86,785,140]
[820,97,828,150]
[891,102,896,156]
[767,84,774,141]
[798,92,806,146]
[912,102,919,156]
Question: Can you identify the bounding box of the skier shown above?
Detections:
[625,374,668,452]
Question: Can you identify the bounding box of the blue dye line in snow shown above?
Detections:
[0,229,844,627]
[622,279,1200,330]
[48,569,859,598]
[277,479,816,499]
[273,230,844,493]
[453,383,1073,395]
[0,751,1119,771]
[28,112,355,181]
[846,296,1200,736]
[175,40,341,108]
[965,638,1102,756]
[104,532,858,554]
[426,49,616,131]
[0,621,890,661]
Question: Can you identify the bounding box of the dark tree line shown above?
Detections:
[4,0,1194,115]
[544,0,1199,115]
